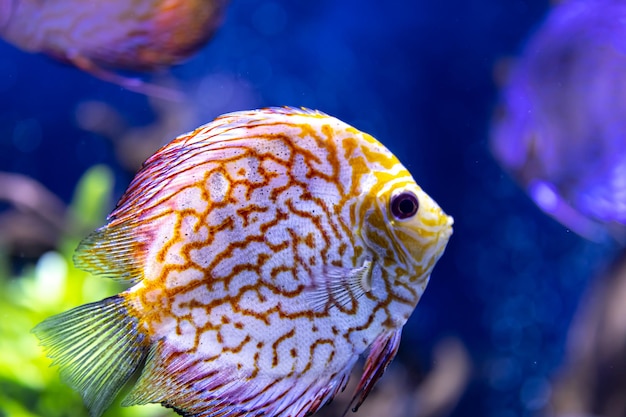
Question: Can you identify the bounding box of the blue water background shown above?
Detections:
[0,0,617,415]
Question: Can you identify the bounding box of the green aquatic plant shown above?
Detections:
[0,166,175,417]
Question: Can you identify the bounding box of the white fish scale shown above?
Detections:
[159,145,352,299]
[165,308,358,378]
[130,125,385,391]
[164,268,204,290]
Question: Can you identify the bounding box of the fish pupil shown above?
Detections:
[391,192,419,219]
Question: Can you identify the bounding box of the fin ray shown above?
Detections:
[306,260,373,312]
[344,328,402,415]
[32,295,149,417]
[124,340,355,417]
[73,221,145,284]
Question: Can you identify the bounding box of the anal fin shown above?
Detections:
[125,339,358,417]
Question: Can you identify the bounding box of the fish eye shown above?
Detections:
[390,191,419,220]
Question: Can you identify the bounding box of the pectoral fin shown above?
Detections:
[306,260,374,313]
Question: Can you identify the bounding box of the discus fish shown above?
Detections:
[491,0,626,240]
[0,0,228,98]
[33,107,453,417]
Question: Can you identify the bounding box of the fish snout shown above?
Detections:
[444,214,454,234]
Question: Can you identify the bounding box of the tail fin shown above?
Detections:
[32,295,149,417]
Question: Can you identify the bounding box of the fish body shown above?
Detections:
[1,0,227,98]
[1,0,227,70]
[491,0,626,239]
[34,107,453,417]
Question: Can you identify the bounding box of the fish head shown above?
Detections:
[358,166,453,286]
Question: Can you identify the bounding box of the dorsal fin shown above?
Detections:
[73,220,147,284]
[75,107,345,284]
[105,107,338,225]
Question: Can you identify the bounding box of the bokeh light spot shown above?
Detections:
[519,376,551,410]
[528,180,558,213]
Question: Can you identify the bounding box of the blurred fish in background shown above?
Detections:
[490,0,626,242]
[491,1,626,415]
[549,252,626,417]
[0,0,229,98]
[0,172,67,261]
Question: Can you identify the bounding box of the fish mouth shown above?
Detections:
[426,206,453,237]
[434,214,454,247]
[441,215,454,237]
[432,214,453,263]
[426,212,454,252]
